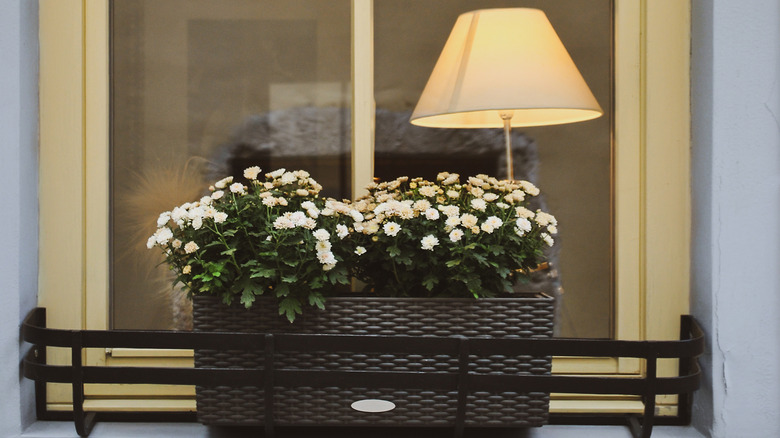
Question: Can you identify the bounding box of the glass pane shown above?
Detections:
[375,0,613,337]
[111,0,351,329]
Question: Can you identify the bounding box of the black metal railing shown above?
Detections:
[21,308,703,438]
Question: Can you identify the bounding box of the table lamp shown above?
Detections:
[410,8,603,180]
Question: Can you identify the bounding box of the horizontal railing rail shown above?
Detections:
[21,308,703,438]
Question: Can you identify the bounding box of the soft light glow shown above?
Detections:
[411,8,602,129]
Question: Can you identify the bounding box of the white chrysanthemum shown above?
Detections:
[445,216,461,228]
[420,234,439,251]
[230,182,246,194]
[449,228,464,242]
[470,186,485,197]
[321,208,335,216]
[313,228,330,241]
[146,235,156,249]
[294,188,307,197]
[515,218,533,236]
[157,212,171,227]
[480,216,503,234]
[336,224,349,239]
[294,170,310,178]
[446,190,460,199]
[460,213,478,228]
[547,225,558,235]
[211,190,224,201]
[214,212,228,223]
[470,198,487,212]
[306,208,319,219]
[154,227,174,245]
[264,182,275,189]
[322,263,336,271]
[200,196,213,206]
[483,193,499,202]
[182,265,192,274]
[438,204,460,218]
[243,166,261,180]
[442,173,459,185]
[534,211,557,227]
[171,239,182,249]
[184,241,199,254]
[277,197,288,206]
[267,168,286,179]
[317,251,337,265]
[262,197,277,207]
[419,185,438,197]
[413,199,431,212]
[171,207,187,225]
[520,180,540,196]
[364,221,380,235]
[214,176,233,189]
[350,210,364,223]
[192,216,203,230]
[541,232,554,247]
[383,222,401,237]
[515,206,535,219]
[424,208,440,220]
[273,216,294,229]
[280,172,297,185]
[301,201,316,210]
[354,246,366,255]
[316,240,332,252]
[496,202,509,210]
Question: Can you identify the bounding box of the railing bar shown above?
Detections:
[264,334,275,438]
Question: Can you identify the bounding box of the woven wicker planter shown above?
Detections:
[193,293,555,428]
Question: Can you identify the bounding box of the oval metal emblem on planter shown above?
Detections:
[350,399,396,413]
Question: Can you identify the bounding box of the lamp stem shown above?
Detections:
[500,112,514,181]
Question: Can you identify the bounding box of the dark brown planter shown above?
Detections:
[193,293,555,428]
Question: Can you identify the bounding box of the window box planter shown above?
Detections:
[193,293,555,428]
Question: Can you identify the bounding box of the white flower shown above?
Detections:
[520,180,540,196]
[424,208,440,220]
[211,190,224,201]
[280,172,297,185]
[449,229,464,242]
[157,212,171,227]
[442,173,459,185]
[480,216,503,233]
[515,218,533,236]
[547,225,558,235]
[273,216,294,229]
[199,196,213,206]
[317,251,337,265]
[445,216,461,228]
[350,210,364,223]
[229,182,246,194]
[267,168,286,179]
[296,189,309,197]
[154,227,174,245]
[515,206,534,219]
[483,193,499,202]
[302,218,317,229]
[534,211,557,227]
[470,198,487,212]
[262,197,277,207]
[419,185,438,197]
[182,265,192,274]
[214,212,228,223]
[354,246,366,255]
[171,239,182,249]
[541,232,555,247]
[383,222,401,237]
[146,235,156,249]
[243,166,261,180]
[313,228,330,241]
[470,186,485,197]
[438,205,460,217]
[322,263,336,271]
[460,213,478,228]
[192,216,203,230]
[306,208,319,219]
[496,202,510,210]
[316,240,332,252]
[413,199,431,211]
[301,201,316,210]
[214,176,233,189]
[336,224,349,239]
[420,234,439,251]
[446,190,460,199]
[184,241,199,254]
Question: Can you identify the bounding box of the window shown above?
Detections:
[39,0,689,415]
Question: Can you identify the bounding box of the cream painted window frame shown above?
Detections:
[38,0,690,415]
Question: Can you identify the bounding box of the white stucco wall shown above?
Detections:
[0,0,39,436]
[691,0,780,437]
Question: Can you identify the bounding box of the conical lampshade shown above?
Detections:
[411,8,602,129]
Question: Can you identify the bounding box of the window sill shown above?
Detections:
[22,421,707,438]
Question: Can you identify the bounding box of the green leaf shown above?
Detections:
[275,283,291,297]
[422,274,438,291]
[220,248,237,256]
[240,288,256,308]
[282,275,298,283]
[445,259,461,268]
[388,245,402,258]
[308,292,326,310]
[250,266,276,279]
[279,297,302,322]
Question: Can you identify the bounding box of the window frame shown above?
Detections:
[38,0,690,415]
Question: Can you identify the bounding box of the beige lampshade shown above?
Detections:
[411,8,603,128]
